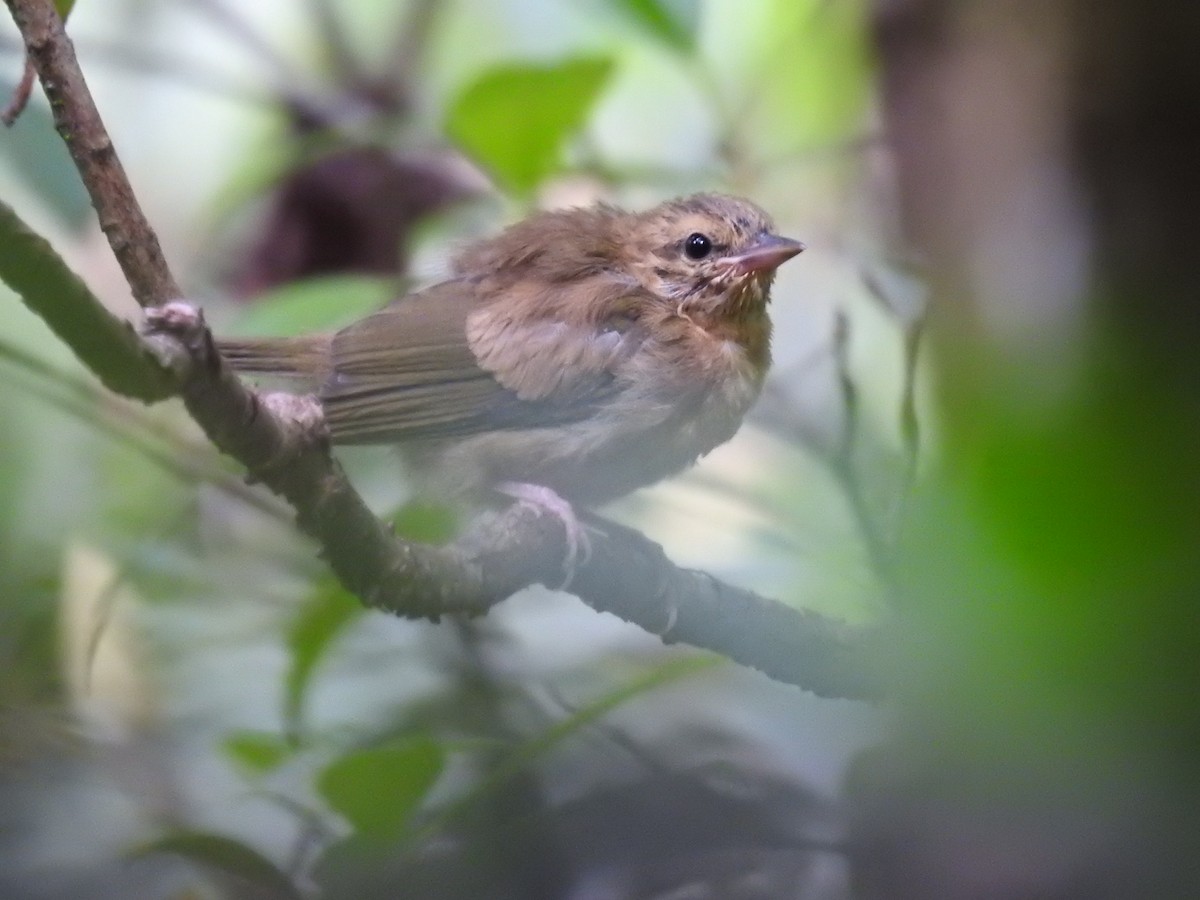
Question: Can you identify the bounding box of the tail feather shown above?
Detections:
[217,335,331,379]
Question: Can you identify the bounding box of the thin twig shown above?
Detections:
[381,0,442,98]
[892,317,924,535]
[827,310,896,584]
[305,0,363,86]
[184,0,303,88]
[860,261,929,544]
[1,54,34,124]
[2,30,271,106]
[59,36,277,107]
[183,0,349,127]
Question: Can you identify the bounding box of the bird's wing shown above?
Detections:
[320,280,642,443]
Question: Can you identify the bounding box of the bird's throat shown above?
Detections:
[689,278,773,371]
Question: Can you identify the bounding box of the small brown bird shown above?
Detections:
[220,193,803,560]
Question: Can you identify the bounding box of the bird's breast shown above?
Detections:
[418,317,766,507]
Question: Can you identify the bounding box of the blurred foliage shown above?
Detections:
[317,736,444,840]
[128,832,303,899]
[283,579,365,741]
[0,79,90,228]
[447,56,615,193]
[613,0,698,52]
[222,728,294,775]
[228,274,402,337]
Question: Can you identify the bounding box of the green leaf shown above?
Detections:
[54,0,77,19]
[0,200,174,401]
[223,730,293,775]
[309,833,383,888]
[415,654,718,840]
[390,500,458,544]
[0,85,91,229]
[705,0,873,156]
[447,57,614,193]
[284,580,364,742]
[478,655,717,784]
[128,832,302,899]
[231,275,398,338]
[615,0,699,51]
[317,737,444,840]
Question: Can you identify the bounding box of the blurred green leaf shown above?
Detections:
[390,500,458,544]
[231,275,398,338]
[0,83,91,229]
[482,654,717,783]
[773,0,872,145]
[309,833,383,889]
[707,0,872,157]
[614,0,699,51]
[417,654,718,840]
[223,730,294,775]
[447,57,614,193]
[317,737,444,840]
[205,126,298,225]
[128,832,302,899]
[55,0,77,18]
[284,581,364,742]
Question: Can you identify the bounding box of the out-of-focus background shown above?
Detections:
[2,1,1198,897]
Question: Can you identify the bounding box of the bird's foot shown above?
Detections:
[496,482,592,588]
[142,300,208,374]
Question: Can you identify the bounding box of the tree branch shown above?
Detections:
[0,198,174,400]
[2,0,880,700]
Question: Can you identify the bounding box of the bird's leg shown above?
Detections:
[496,482,593,586]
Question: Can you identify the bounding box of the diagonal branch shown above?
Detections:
[0,199,173,399]
[2,0,880,700]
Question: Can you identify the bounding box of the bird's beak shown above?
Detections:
[723,235,806,277]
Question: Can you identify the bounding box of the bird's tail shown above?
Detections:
[217,334,332,380]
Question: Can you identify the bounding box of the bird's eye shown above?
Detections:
[684,232,712,260]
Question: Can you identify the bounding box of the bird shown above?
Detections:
[218,193,804,566]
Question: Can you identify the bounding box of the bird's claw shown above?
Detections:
[497,482,591,589]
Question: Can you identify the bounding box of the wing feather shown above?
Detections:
[319,279,643,444]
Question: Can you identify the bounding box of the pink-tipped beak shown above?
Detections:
[724,235,806,277]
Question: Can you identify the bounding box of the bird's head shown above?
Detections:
[623,193,805,318]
